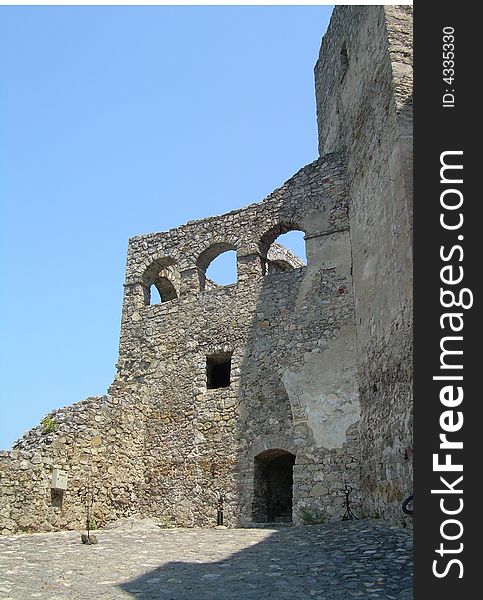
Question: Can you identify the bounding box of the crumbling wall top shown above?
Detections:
[124,154,348,287]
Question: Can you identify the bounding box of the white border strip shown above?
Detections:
[0,2,413,7]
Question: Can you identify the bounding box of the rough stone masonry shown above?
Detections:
[0,5,413,534]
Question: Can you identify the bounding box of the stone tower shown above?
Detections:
[314,5,413,521]
[0,5,412,534]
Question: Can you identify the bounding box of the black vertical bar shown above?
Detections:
[414,1,479,597]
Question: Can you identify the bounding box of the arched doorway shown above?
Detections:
[252,449,295,523]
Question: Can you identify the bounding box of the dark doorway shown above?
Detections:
[252,449,295,523]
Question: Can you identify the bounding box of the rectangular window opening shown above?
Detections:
[206,352,232,389]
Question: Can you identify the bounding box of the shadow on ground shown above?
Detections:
[118,521,412,600]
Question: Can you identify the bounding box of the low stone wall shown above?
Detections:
[0,394,147,534]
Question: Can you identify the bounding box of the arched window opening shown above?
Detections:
[261,226,306,275]
[205,250,237,287]
[273,231,306,263]
[252,449,295,523]
[197,243,238,291]
[142,259,179,306]
[150,285,162,305]
[147,277,178,305]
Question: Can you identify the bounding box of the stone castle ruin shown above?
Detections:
[0,5,413,534]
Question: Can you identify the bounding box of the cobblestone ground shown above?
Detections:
[0,519,412,600]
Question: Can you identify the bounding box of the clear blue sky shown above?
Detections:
[0,5,333,449]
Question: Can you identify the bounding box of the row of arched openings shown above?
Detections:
[144,227,306,306]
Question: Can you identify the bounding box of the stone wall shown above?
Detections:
[117,154,361,528]
[315,5,413,521]
[0,394,147,533]
[1,154,362,533]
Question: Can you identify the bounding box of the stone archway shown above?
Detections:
[252,449,296,523]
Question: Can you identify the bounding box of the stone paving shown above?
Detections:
[0,519,412,600]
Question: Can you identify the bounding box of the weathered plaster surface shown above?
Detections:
[282,327,359,450]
